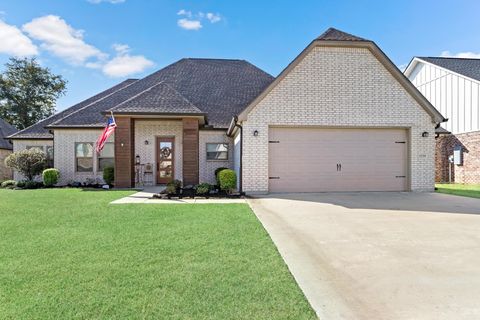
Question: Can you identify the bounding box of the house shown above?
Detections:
[7,28,445,193]
[0,118,17,181]
[405,57,480,183]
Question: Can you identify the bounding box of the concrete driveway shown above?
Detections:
[248,192,480,320]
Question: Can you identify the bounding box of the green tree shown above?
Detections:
[0,57,67,129]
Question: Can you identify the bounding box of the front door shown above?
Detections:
[156,137,175,184]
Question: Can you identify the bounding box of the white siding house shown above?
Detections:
[405,57,480,183]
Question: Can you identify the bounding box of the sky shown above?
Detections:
[1,0,480,112]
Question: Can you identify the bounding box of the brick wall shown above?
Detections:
[12,139,54,181]
[199,130,233,184]
[0,149,13,181]
[435,131,480,183]
[241,46,436,193]
[134,120,183,185]
[54,129,111,185]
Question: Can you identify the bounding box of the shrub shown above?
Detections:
[166,179,182,195]
[214,167,228,185]
[103,166,114,186]
[1,180,16,189]
[218,169,237,194]
[16,181,26,188]
[195,183,212,195]
[5,149,46,181]
[42,168,60,187]
[22,181,43,189]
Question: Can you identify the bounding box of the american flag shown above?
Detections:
[96,113,117,153]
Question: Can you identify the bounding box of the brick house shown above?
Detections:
[405,57,480,184]
[0,118,17,181]
[7,28,445,193]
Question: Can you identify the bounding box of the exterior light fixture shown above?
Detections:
[144,140,149,145]
[135,155,141,164]
[253,130,259,137]
[422,131,429,138]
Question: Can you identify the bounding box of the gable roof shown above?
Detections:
[8,79,137,139]
[48,58,274,129]
[413,57,480,82]
[236,27,446,127]
[0,118,17,149]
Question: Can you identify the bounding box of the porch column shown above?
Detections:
[182,118,199,185]
[115,117,135,188]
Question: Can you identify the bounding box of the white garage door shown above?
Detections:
[268,127,408,192]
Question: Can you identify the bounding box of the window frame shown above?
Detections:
[206,143,229,161]
[97,142,115,171]
[75,142,94,173]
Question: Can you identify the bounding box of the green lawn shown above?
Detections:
[435,183,480,199]
[0,189,315,320]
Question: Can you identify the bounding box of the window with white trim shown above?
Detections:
[206,143,229,161]
[75,143,94,172]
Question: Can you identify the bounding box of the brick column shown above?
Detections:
[115,117,135,188]
[182,118,199,185]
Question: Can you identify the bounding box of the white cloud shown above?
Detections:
[206,13,221,23]
[440,50,480,59]
[177,9,192,18]
[177,18,202,31]
[0,20,38,56]
[22,15,106,65]
[102,43,153,77]
[87,0,126,4]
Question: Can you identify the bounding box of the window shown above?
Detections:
[75,143,94,172]
[26,146,44,152]
[46,146,54,168]
[98,142,114,171]
[206,143,229,160]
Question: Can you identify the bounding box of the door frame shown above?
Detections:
[155,136,175,184]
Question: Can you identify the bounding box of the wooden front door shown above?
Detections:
[156,137,175,184]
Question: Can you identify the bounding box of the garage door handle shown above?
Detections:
[336,164,342,171]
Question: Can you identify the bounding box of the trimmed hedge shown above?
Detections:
[214,167,228,185]
[218,169,236,193]
[103,166,114,186]
[42,168,60,187]
[1,180,16,189]
[195,183,212,195]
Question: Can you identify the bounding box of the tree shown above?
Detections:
[5,149,46,181]
[0,57,67,129]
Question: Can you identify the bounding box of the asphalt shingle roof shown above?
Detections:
[316,27,368,41]
[9,79,137,139]
[419,57,480,82]
[50,58,274,128]
[0,118,17,149]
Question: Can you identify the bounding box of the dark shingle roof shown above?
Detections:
[316,27,368,41]
[51,58,274,128]
[111,82,203,114]
[9,79,137,139]
[419,57,480,82]
[0,118,17,149]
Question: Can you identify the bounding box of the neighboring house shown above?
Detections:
[405,57,480,183]
[0,118,17,181]
[8,28,445,193]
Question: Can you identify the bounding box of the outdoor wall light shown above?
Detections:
[422,131,429,138]
[253,130,259,137]
[135,155,141,164]
[144,140,149,145]
[120,142,125,147]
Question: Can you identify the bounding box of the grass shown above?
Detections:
[0,188,315,320]
[435,183,480,199]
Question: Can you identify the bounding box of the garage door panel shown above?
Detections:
[268,128,407,192]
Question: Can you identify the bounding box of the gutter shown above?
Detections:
[227,116,243,194]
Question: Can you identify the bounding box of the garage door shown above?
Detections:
[268,128,408,192]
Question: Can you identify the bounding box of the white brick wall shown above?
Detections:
[242,46,436,193]
[134,120,183,184]
[54,129,111,185]
[12,139,54,181]
[199,130,233,184]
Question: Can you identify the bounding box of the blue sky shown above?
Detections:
[1,0,480,111]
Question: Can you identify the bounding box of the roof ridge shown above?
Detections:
[161,81,203,113]
[108,81,169,111]
[47,79,138,127]
[420,56,480,60]
[316,27,367,41]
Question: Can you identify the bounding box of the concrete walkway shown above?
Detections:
[110,186,245,204]
[248,192,480,320]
